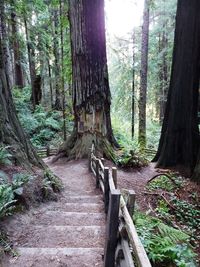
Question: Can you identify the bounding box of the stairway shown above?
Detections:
[1,159,105,267]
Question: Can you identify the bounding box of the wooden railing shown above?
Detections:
[89,144,152,267]
[36,146,58,158]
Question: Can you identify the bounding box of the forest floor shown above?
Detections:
[0,157,199,266]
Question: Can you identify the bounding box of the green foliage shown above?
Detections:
[0,145,12,166]
[171,198,200,232]
[0,185,16,218]
[13,87,63,147]
[134,211,197,266]
[0,173,31,218]
[117,150,148,168]
[147,175,183,192]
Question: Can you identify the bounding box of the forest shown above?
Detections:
[0,0,200,267]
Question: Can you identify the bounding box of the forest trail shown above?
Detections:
[0,158,159,267]
[1,159,105,267]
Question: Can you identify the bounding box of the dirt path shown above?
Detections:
[1,159,106,267]
[0,157,159,267]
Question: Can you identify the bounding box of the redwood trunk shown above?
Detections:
[65,0,118,159]
[138,0,150,148]
[0,33,42,169]
[11,9,24,88]
[154,0,200,175]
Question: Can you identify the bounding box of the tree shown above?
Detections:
[154,0,200,177]
[10,1,24,88]
[0,12,42,169]
[58,0,118,159]
[138,0,150,148]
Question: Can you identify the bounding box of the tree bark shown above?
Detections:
[0,1,13,90]
[138,0,150,148]
[52,8,62,110]
[153,0,200,176]
[58,0,118,160]
[0,33,42,170]
[11,7,24,88]
[24,17,37,110]
[132,31,135,140]
[60,0,67,141]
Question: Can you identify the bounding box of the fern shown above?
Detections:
[134,211,197,266]
[0,185,16,218]
[0,145,12,165]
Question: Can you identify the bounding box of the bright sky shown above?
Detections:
[105,0,144,36]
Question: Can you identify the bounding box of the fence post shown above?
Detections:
[95,159,100,188]
[46,146,50,157]
[104,189,121,267]
[127,190,136,217]
[88,148,92,172]
[112,167,117,189]
[104,167,109,214]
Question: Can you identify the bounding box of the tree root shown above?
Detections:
[147,173,178,186]
[51,131,119,163]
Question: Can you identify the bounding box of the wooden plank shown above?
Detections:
[120,197,152,267]
[99,160,105,172]
[104,189,121,267]
[99,179,105,193]
[109,176,116,192]
[112,167,117,188]
[121,238,135,267]
[127,190,136,217]
[104,167,109,214]
[95,159,100,188]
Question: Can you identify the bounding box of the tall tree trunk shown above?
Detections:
[57,0,118,160]
[48,58,53,109]
[132,31,135,140]
[60,0,67,141]
[0,27,42,169]
[11,8,24,88]
[0,1,13,90]
[24,17,37,110]
[138,0,150,148]
[153,0,200,177]
[52,8,62,110]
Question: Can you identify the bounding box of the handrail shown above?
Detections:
[89,145,152,267]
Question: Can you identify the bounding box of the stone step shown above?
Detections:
[61,194,103,204]
[4,247,104,267]
[11,225,105,248]
[32,211,105,226]
[41,202,104,213]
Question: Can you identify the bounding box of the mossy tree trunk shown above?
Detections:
[153,0,200,177]
[60,0,118,160]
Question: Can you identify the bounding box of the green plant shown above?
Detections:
[171,197,200,231]
[147,175,183,192]
[12,173,32,196]
[0,173,31,218]
[134,211,197,266]
[0,145,12,165]
[0,185,16,218]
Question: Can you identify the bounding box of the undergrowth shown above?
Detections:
[0,172,32,218]
[144,174,200,266]
[134,211,198,267]
[12,86,71,148]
